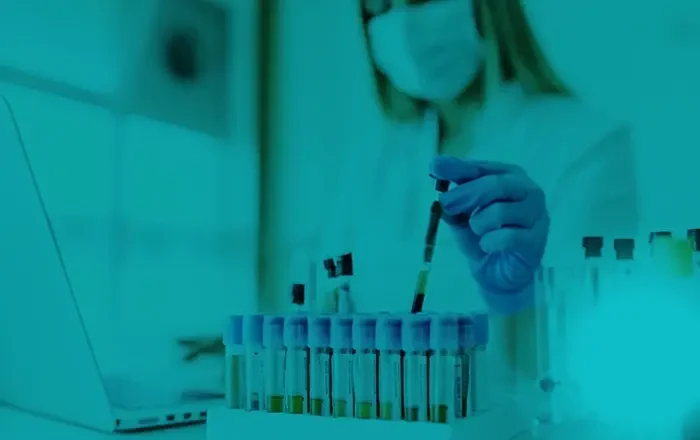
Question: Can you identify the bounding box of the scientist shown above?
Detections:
[318,0,638,426]
[321,0,637,314]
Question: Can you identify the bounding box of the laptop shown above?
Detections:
[0,96,220,432]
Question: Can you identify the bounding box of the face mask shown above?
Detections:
[368,0,483,102]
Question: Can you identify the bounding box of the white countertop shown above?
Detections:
[0,406,206,440]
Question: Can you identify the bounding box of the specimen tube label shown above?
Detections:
[246,352,265,410]
[454,356,464,419]
[405,356,429,422]
[285,349,309,414]
[380,355,402,420]
[310,352,332,416]
[225,354,245,409]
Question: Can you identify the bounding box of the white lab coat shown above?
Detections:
[319,83,638,429]
[322,83,638,312]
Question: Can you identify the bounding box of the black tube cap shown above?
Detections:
[430,200,442,215]
[649,231,672,243]
[323,258,337,278]
[688,229,700,251]
[434,179,450,193]
[291,283,305,306]
[582,236,603,258]
[337,252,354,276]
[613,238,635,260]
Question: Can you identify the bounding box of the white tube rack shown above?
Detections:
[206,402,534,440]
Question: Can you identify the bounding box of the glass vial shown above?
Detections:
[402,315,430,422]
[284,315,309,414]
[330,315,354,418]
[263,315,285,413]
[223,315,245,409]
[429,315,461,423]
[352,315,379,419]
[243,314,265,411]
[308,316,332,416]
[377,315,403,421]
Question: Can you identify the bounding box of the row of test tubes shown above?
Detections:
[222,312,489,423]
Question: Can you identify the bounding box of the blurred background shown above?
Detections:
[0,0,698,394]
[0,0,387,389]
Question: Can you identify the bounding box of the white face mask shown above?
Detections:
[367,0,484,102]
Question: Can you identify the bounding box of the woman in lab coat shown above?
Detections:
[320,0,638,433]
[321,0,638,312]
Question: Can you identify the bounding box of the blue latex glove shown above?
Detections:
[430,156,550,314]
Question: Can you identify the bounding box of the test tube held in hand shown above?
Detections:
[308,316,332,416]
[284,315,309,414]
[330,316,354,417]
[402,315,431,422]
[377,315,403,421]
[242,314,265,411]
[223,315,246,409]
[352,315,379,419]
[263,316,286,413]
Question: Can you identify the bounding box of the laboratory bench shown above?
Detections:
[206,405,687,440]
[0,406,206,440]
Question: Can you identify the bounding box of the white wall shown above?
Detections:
[261,1,386,311]
[266,2,700,302]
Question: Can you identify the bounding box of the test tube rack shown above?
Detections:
[206,402,535,440]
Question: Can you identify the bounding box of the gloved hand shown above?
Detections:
[430,156,550,314]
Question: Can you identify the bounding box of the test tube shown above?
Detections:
[469,312,489,414]
[223,315,245,409]
[456,314,475,418]
[613,238,636,277]
[291,284,306,312]
[309,315,332,416]
[650,231,692,277]
[263,315,285,413]
[242,314,265,411]
[403,315,430,422]
[429,315,460,423]
[284,315,309,414]
[353,315,379,419]
[330,315,354,417]
[322,257,340,313]
[376,315,403,421]
[582,236,603,305]
[337,253,354,313]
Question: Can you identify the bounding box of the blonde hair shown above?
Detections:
[363,0,571,123]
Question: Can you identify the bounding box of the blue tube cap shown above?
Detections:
[430,314,459,351]
[242,314,264,345]
[330,315,353,350]
[308,315,331,348]
[472,312,489,346]
[402,315,431,352]
[283,314,308,347]
[223,315,243,346]
[376,315,402,351]
[456,314,476,350]
[352,315,377,351]
[263,315,285,348]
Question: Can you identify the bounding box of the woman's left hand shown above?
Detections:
[430,156,550,313]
